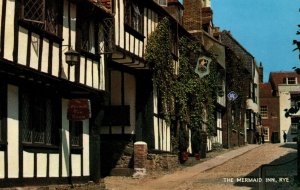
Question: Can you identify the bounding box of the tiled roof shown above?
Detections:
[269,72,300,90]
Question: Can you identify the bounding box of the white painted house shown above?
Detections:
[0,0,111,187]
[274,72,300,142]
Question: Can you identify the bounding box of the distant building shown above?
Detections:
[260,72,300,143]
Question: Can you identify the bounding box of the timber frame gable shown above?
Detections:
[0,0,112,187]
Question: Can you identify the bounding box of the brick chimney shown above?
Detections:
[183,0,203,32]
[258,62,264,83]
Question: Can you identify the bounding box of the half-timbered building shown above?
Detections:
[99,0,203,175]
[0,0,112,187]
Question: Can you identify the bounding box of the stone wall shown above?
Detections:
[146,154,179,171]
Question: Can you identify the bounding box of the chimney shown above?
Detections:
[183,0,203,32]
[258,62,264,83]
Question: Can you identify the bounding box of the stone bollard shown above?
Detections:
[132,141,147,179]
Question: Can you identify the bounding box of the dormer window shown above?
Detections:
[155,0,168,7]
[284,77,297,85]
[20,0,60,35]
[124,0,143,34]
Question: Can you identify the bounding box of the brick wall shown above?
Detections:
[183,0,203,31]
[134,142,148,169]
[261,97,280,143]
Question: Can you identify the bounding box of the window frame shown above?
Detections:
[19,0,62,38]
[76,3,99,55]
[124,0,144,35]
[291,117,299,134]
[260,106,268,119]
[263,127,269,141]
[20,87,60,147]
[70,121,83,147]
[284,77,297,85]
[291,123,298,134]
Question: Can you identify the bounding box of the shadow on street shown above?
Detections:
[233,143,298,190]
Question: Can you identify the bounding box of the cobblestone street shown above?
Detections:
[104,143,299,190]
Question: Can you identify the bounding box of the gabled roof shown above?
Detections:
[269,72,300,91]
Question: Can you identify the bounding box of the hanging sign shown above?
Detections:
[67,99,91,121]
[227,91,238,101]
[195,56,212,78]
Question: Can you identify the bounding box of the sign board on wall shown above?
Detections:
[67,99,91,121]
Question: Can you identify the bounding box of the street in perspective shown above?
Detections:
[1,0,300,189]
[105,143,298,190]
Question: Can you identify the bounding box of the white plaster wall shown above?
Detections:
[86,59,93,87]
[79,56,85,84]
[37,153,47,177]
[52,43,60,77]
[61,99,70,177]
[203,0,211,7]
[217,112,222,144]
[125,33,130,52]
[41,39,50,73]
[92,61,99,89]
[124,73,136,134]
[129,34,134,53]
[62,0,77,80]
[0,151,4,178]
[4,0,15,61]
[23,151,34,177]
[18,27,28,66]
[153,86,171,151]
[279,91,291,143]
[49,154,59,177]
[120,0,125,48]
[99,57,105,90]
[82,119,89,176]
[7,85,19,178]
[30,33,39,70]
[207,138,212,151]
[153,116,159,150]
[71,154,81,176]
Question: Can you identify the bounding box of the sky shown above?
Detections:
[180,0,300,82]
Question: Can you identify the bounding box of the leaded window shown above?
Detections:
[124,0,143,34]
[21,89,59,146]
[76,3,98,54]
[21,0,59,35]
[70,121,82,147]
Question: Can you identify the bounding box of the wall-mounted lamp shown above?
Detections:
[64,47,80,66]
